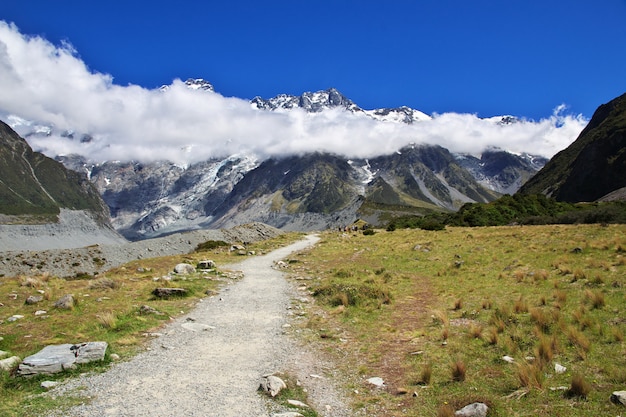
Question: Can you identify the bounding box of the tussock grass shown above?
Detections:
[584,289,605,309]
[567,374,591,398]
[0,232,304,417]
[88,276,119,290]
[97,311,118,330]
[287,224,626,416]
[451,359,466,382]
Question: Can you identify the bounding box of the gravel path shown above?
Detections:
[46,234,353,417]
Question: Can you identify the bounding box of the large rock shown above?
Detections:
[611,391,626,406]
[173,263,196,274]
[152,287,188,298]
[197,260,216,269]
[54,294,76,309]
[0,356,21,372]
[17,342,107,376]
[259,375,287,397]
[455,402,489,417]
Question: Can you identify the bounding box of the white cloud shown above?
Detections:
[0,21,588,165]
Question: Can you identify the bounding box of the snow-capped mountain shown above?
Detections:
[3,81,549,239]
[251,87,431,123]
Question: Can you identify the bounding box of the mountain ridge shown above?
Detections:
[2,82,555,238]
[519,92,626,202]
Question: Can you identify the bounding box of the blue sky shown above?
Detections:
[0,1,622,163]
[2,0,625,120]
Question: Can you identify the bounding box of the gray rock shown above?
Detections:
[54,294,76,310]
[272,413,304,417]
[173,263,196,274]
[197,260,216,269]
[41,380,60,390]
[455,402,489,417]
[17,342,107,376]
[287,399,309,408]
[0,356,21,372]
[25,295,43,305]
[366,377,385,387]
[610,390,626,405]
[152,288,188,298]
[181,322,215,332]
[259,375,287,397]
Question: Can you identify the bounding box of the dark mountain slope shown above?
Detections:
[519,92,626,202]
[0,121,109,223]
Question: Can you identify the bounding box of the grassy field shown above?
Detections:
[0,233,302,417]
[2,224,625,416]
[284,224,626,416]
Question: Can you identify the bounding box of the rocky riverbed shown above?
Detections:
[0,222,282,278]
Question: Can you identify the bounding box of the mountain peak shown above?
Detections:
[184,78,214,92]
[251,87,361,113]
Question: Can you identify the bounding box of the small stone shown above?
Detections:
[287,399,309,408]
[366,377,385,387]
[41,381,59,390]
[173,263,196,275]
[554,363,567,374]
[455,402,488,417]
[181,322,214,332]
[7,315,24,322]
[272,413,304,417]
[35,310,47,316]
[502,355,515,363]
[152,288,187,298]
[0,350,8,359]
[610,390,626,405]
[25,295,43,305]
[259,375,287,397]
[54,294,76,310]
[110,354,120,361]
[0,356,21,372]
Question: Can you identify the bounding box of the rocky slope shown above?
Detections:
[0,121,125,250]
[4,83,547,238]
[519,92,626,202]
[0,222,281,278]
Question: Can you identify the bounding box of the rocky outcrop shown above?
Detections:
[0,222,282,278]
[17,342,108,376]
[519,91,626,202]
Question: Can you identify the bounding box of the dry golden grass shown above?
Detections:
[283,224,626,416]
[451,359,466,382]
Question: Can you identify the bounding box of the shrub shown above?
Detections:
[362,229,376,236]
[567,326,591,353]
[486,327,498,345]
[194,240,229,252]
[530,308,553,333]
[584,289,605,309]
[419,363,433,385]
[313,283,391,307]
[469,323,483,339]
[566,374,591,398]
[535,336,554,367]
[437,404,455,417]
[97,312,117,329]
[517,362,544,389]
[451,359,466,382]
[514,296,528,313]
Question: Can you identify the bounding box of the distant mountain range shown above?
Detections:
[38,81,546,239]
[5,79,623,241]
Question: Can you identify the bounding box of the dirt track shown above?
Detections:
[45,234,353,417]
